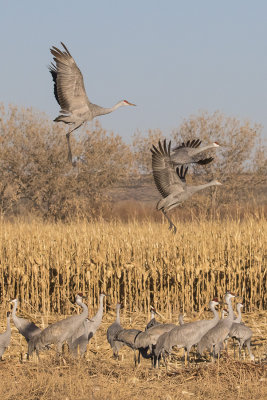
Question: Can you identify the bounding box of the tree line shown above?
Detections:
[0,103,265,220]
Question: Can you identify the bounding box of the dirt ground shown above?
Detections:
[0,309,266,400]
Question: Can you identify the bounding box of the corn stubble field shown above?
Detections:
[0,215,266,400]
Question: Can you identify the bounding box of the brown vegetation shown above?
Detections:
[0,104,265,220]
[0,306,266,400]
[0,216,265,314]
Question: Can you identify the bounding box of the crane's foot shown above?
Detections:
[168,222,177,234]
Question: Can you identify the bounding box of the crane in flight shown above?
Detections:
[151,139,222,233]
[49,42,136,163]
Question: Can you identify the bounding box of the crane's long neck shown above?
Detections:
[6,316,11,333]
[76,300,88,321]
[12,302,18,319]
[93,296,104,322]
[189,181,219,195]
[192,144,216,155]
[235,305,242,323]
[92,102,124,118]
[225,296,234,322]
[116,305,121,324]
[210,303,219,321]
[151,311,155,320]
[178,314,184,325]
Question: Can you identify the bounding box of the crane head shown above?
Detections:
[213,180,222,186]
[10,298,18,304]
[76,293,86,299]
[122,100,136,106]
[225,292,235,301]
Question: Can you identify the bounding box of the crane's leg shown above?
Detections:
[161,210,177,234]
[184,348,188,368]
[233,338,236,359]
[134,350,137,367]
[137,350,141,365]
[239,341,243,360]
[66,132,73,164]
[66,122,83,165]
[245,340,254,361]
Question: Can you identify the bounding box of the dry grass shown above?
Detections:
[0,216,266,399]
[0,216,266,314]
[0,309,266,400]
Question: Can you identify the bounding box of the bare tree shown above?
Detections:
[0,104,133,220]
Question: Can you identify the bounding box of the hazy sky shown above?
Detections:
[1,0,266,142]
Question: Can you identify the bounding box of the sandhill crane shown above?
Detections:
[197,293,236,360]
[234,303,243,323]
[134,323,177,356]
[151,140,222,233]
[68,293,106,357]
[178,314,184,326]
[49,42,136,163]
[145,306,161,330]
[170,139,220,166]
[107,303,124,359]
[28,294,88,356]
[153,298,220,367]
[114,328,145,366]
[10,299,41,342]
[229,304,254,361]
[0,312,11,360]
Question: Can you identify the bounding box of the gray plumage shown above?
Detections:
[151,139,222,233]
[178,314,184,326]
[145,306,161,330]
[233,303,243,323]
[49,42,136,163]
[0,312,11,360]
[171,139,219,166]
[107,303,124,358]
[154,299,220,365]
[68,320,93,358]
[115,328,153,366]
[10,299,41,342]
[68,293,105,357]
[229,304,254,361]
[197,293,236,358]
[115,328,142,350]
[134,323,177,351]
[28,294,88,356]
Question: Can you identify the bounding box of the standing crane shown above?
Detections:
[114,328,144,366]
[0,312,11,360]
[28,293,88,356]
[197,293,236,360]
[151,140,222,233]
[134,322,177,356]
[145,306,161,330]
[49,42,136,163]
[153,298,220,367]
[10,299,41,342]
[229,304,254,361]
[170,139,220,166]
[107,303,124,359]
[68,293,106,357]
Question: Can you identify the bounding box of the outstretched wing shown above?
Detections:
[151,139,185,198]
[176,165,188,183]
[172,139,201,151]
[49,42,91,114]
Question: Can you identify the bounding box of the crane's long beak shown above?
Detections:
[128,102,136,106]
